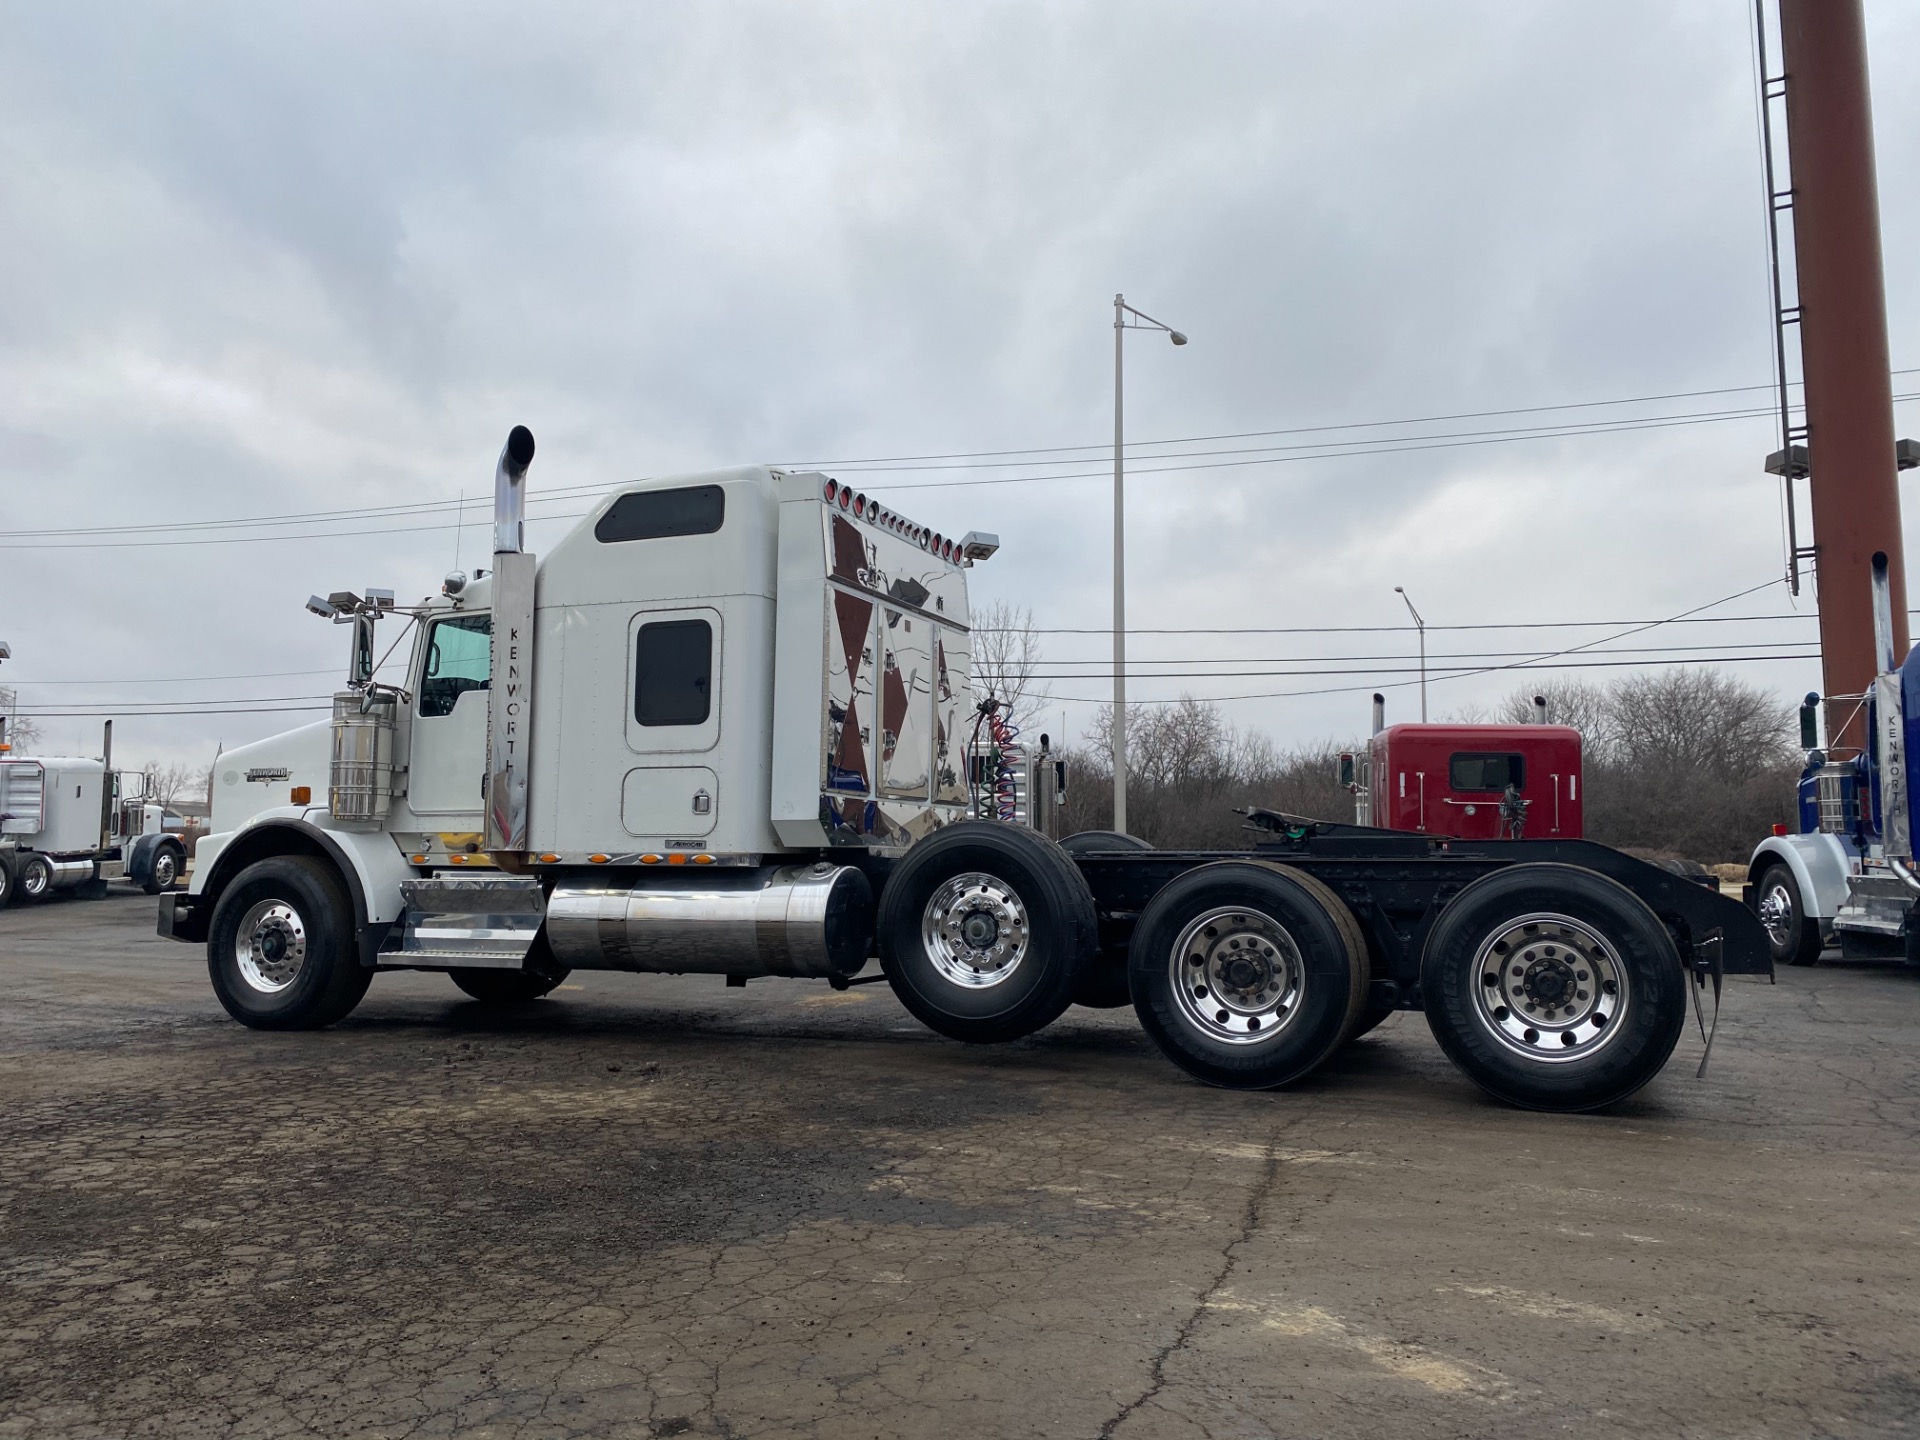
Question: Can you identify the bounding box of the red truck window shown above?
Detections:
[1449,752,1525,792]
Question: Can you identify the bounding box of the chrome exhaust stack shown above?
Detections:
[545,864,875,978]
[1371,693,1385,736]
[485,426,537,856]
[1872,551,1897,675]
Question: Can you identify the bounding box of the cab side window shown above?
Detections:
[419,614,491,718]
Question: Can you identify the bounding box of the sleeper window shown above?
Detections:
[635,619,713,726]
[1449,752,1525,792]
[419,614,491,718]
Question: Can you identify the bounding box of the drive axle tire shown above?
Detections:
[1421,863,1685,1112]
[207,856,372,1030]
[143,842,185,896]
[1129,862,1367,1090]
[16,854,53,903]
[0,855,14,910]
[1752,862,1821,967]
[877,821,1099,1043]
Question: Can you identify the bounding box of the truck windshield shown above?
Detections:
[419,614,491,718]
[1449,752,1524,792]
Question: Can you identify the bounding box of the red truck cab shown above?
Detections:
[1354,723,1583,840]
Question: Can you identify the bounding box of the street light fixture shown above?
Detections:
[1394,586,1428,722]
[1112,293,1188,835]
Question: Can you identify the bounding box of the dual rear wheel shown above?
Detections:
[1125,860,1685,1111]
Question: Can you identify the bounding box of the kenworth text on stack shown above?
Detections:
[159,428,1770,1111]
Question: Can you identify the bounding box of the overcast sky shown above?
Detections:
[2,1,1916,777]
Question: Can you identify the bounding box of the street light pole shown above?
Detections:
[1395,586,1427,722]
[1112,294,1187,836]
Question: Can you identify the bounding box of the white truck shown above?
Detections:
[160,427,1771,1111]
[0,725,189,907]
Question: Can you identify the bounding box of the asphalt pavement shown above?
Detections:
[2,886,1918,1438]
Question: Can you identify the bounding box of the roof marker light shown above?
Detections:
[838,488,851,511]
[824,479,839,503]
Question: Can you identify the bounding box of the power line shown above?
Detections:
[6,374,1915,547]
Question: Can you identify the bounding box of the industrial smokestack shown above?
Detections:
[1779,0,1907,746]
[1533,694,1548,725]
[493,425,536,555]
[1371,693,1385,736]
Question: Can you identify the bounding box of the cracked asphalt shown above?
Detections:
[4,890,1920,1438]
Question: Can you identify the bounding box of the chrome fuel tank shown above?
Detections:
[544,862,873,978]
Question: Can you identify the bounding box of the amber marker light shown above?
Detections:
[589,854,611,864]
[411,854,428,864]
[538,852,561,863]
[290,786,311,805]
[640,854,663,865]
[691,854,716,865]
[667,853,688,865]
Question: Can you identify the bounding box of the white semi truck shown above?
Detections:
[0,723,189,907]
[161,427,1772,1110]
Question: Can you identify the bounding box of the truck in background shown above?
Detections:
[1747,554,1920,968]
[1339,693,1583,840]
[0,722,190,908]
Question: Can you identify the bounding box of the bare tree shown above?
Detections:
[1,713,43,754]
[1496,680,1617,754]
[142,762,197,811]
[970,600,1050,734]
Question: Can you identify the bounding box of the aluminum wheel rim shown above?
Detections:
[921,872,1029,988]
[154,852,176,888]
[22,861,48,897]
[1756,880,1795,948]
[235,899,309,994]
[1470,912,1629,1063]
[1168,905,1306,1047]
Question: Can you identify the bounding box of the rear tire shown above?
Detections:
[16,854,52,903]
[1129,861,1367,1089]
[206,856,372,1030]
[1421,863,1685,1112]
[1753,862,1822,967]
[877,822,1098,1043]
[0,854,14,910]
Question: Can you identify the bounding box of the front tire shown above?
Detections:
[1753,862,1821,967]
[877,822,1098,1043]
[143,842,185,896]
[1421,864,1686,1112]
[206,856,371,1030]
[1129,862,1367,1089]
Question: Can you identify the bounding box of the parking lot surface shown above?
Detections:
[3,888,1919,1439]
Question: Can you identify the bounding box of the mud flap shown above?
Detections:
[1689,929,1724,1079]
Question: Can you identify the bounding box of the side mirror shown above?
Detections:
[1338,753,1356,788]
[1800,692,1821,751]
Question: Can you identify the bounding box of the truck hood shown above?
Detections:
[212,721,331,832]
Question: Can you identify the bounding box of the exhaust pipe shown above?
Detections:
[1533,694,1548,724]
[1872,551,1896,674]
[494,425,535,554]
[485,426,537,855]
[1371,693,1385,736]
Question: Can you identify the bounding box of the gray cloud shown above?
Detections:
[1,1,1915,773]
